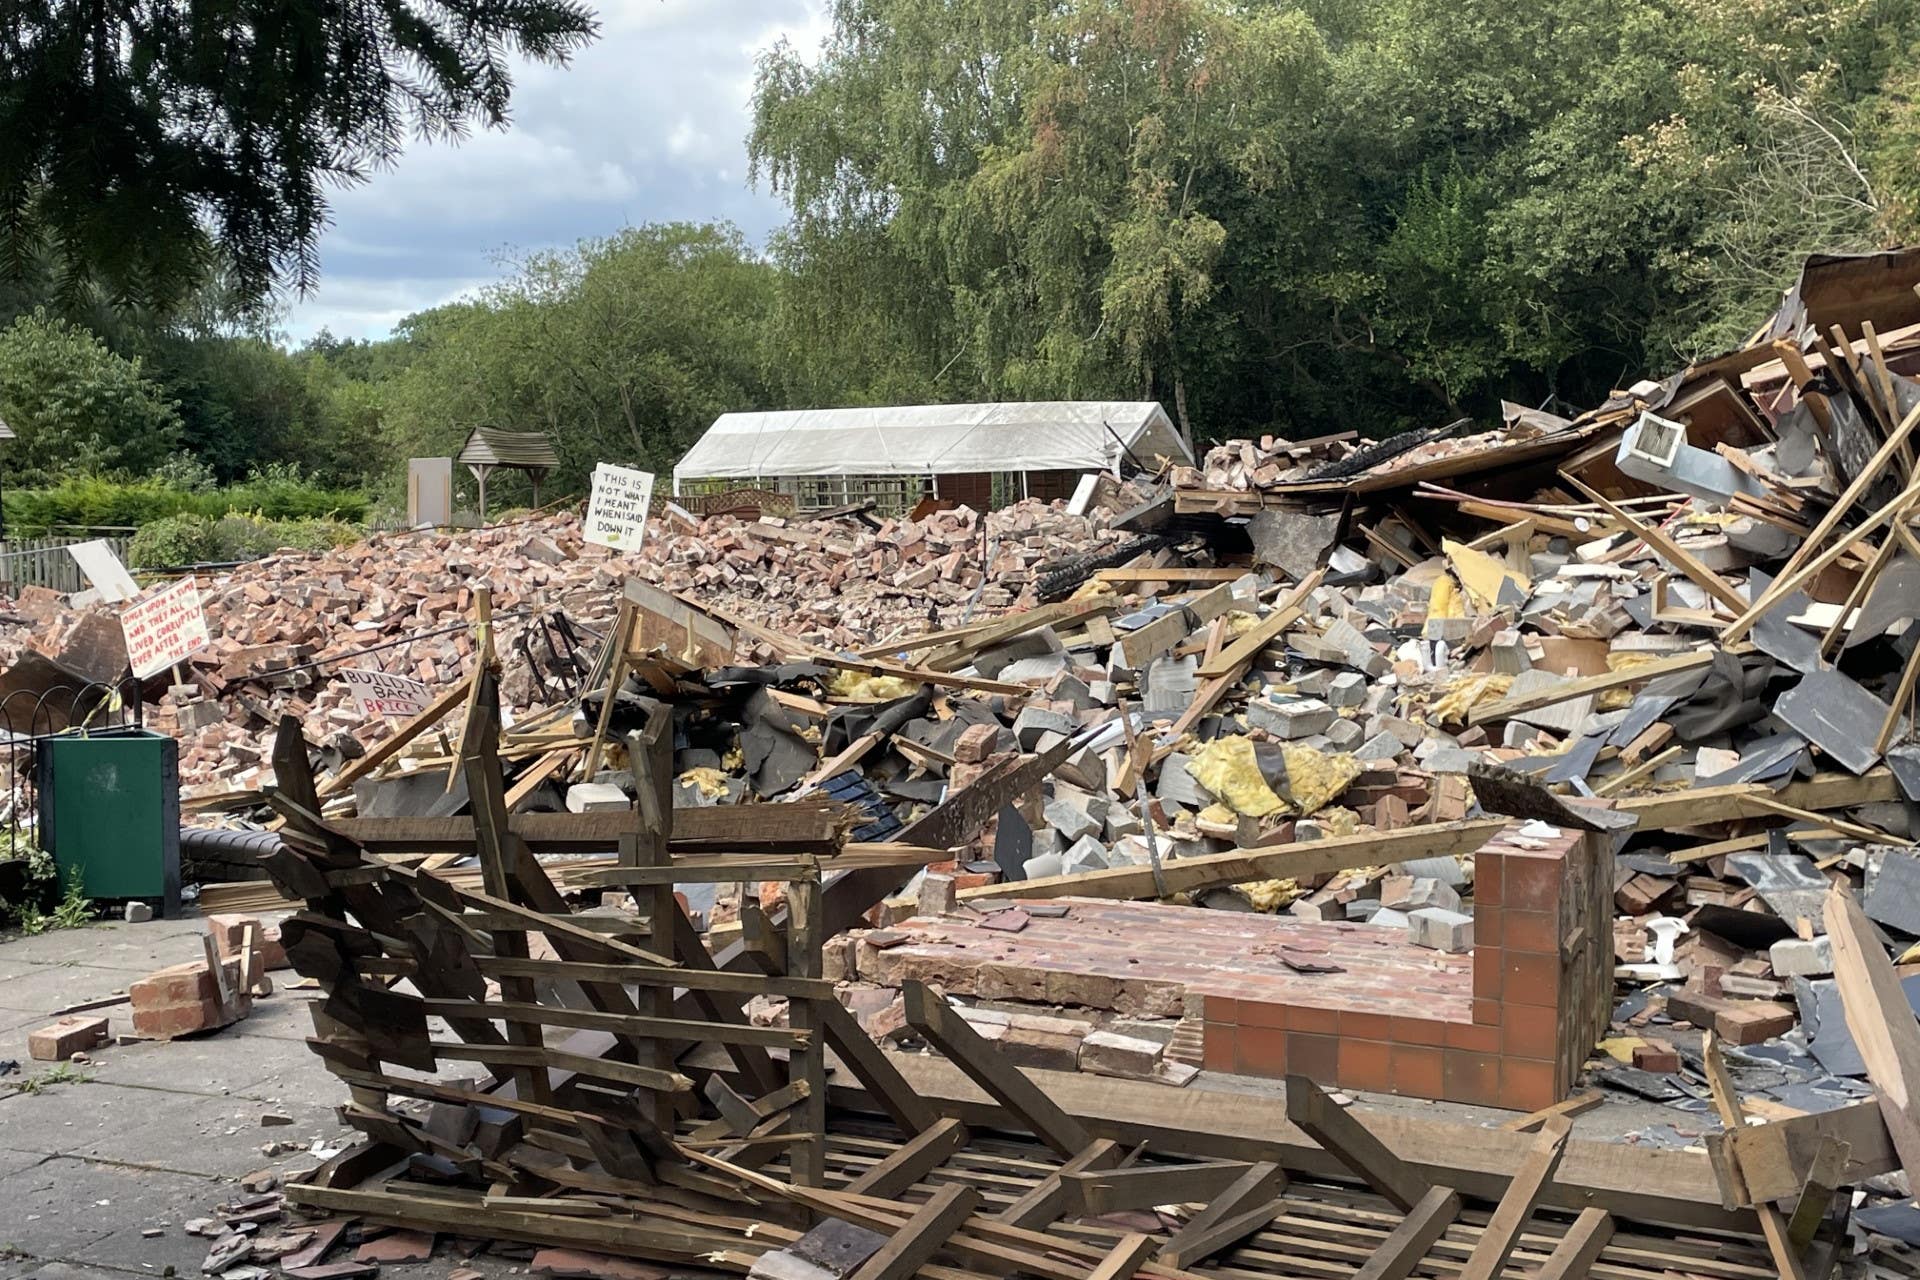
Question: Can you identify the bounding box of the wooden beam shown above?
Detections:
[318,670,474,797]
[1785,1136,1849,1252]
[1285,1076,1429,1211]
[1152,1197,1285,1267]
[1535,1207,1614,1280]
[1114,582,1240,670]
[1195,569,1325,678]
[1826,886,1920,1188]
[848,1180,981,1280]
[474,954,832,999]
[1702,1030,1808,1280]
[1499,1090,1604,1133]
[995,1140,1125,1229]
[844,1117,970,1198]
[414,998,806,1049]
[1456,1116,1571,1280]
[961,771,1900,905]
[787,875,827,1187]
[1086,1233,1158,1280]
[1349,1184,1460,1280]
[1065,1160,1253,1215]
[1559,476,1746,614]
[817,996,941,1136]
[1156,1162,1287,1269]
[1724,475,1920,644]
[1466,651,1712,726]
[902,981,1092,1158]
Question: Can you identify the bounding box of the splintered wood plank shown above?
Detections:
[1467,651,1711,726]
[817,997,941,1136]
[1157,1162,1287,1268]
[995,1140,1125,1229]
[903,980,1092,1158]
[1151,1197,1285,1267]
[1457,1117,1571,1280]
[1534,1206,1614,1280]
[1086,1232,1159,1280]
[1066,1160,1253,1216]
[317,672,475,797]
[1786,1136,1849,1251]
[845,1117,971,1198]
[849,1182,982,1280]
[1827,885,1920,1190]
[1559,476,1746,614]
[1499,1091,1605,1133]
[1350,1184,1460,1280]
[1196,568,1326,678]
[788,876,828,1187]
[1285,1077,1430,1211]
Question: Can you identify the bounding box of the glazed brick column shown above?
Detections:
[1201,822,1612,1112]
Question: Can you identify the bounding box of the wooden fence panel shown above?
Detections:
[0,536,135,595]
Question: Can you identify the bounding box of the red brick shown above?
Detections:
[1447,1020,1500,1053]
[1501,1005,1558,1060]
[1338,1039,1393,1093]
[1391,1016,1451,1047]
[1632,1040,1681,1073]
[1476,855,1503,906]
[1288,1032,1338,1081]
[1501,910,1558,956]
[1290,1005,1339,1035]
[130,960,249,1039]
[1502,952,1560,1008]
[1503,856,1562,912]
[1340,1010,1392,1041]
[27,1016,108,1061]
[1473,997,1503,1026]
[1391,1045,1445,1100]
[1443,1051,1502,1108]
[1475,907,1503,948]
[1474,948,1504,1000]
[1203,1024,1236,1072]
[1236,1025,1288,1076]
[1204,996,1237,1024]
[1500,1057,1559,1112]
[207,913,288,972]
[1240,1000,1287,1030]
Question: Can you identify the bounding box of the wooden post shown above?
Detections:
[787,872,827,1186]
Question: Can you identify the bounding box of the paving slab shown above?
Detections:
[18,1158,226,1274]
[0,1080,351,1179]
[85,1015,327,1099]
[0,918,212,973]
[0,964,142,1018]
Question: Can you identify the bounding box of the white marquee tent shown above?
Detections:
[671,401,1191,493]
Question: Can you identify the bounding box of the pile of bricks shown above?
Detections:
[0,496,1131,793]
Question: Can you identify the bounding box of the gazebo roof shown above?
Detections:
[458,427,558,470]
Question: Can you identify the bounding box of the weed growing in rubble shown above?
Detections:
[10,1063,89,1095]
[16,867,92,936]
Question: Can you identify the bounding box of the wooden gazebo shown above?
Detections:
[457,427,559,520]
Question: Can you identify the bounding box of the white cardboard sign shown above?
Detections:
[339,667,436,718]
[67,539,141,603]
[122,577,210,678]
[585,462,654,553]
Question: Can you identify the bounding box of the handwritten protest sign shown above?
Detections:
[584,462,654,553]
[339,667,436,718]
[122,577,210,678]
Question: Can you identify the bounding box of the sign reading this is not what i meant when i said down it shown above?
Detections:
[121,576,211,678]
[585,462,654,553]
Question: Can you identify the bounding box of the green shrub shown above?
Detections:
[128,513,221,566]
[3,470,369,534]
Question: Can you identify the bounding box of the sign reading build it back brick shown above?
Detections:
[585,462,654,553]
[121,575,211,678]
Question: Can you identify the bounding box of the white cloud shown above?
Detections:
[283,0,830,344]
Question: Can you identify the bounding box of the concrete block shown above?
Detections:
[1156,754,1212,807]
[1077,1029,1164,1080]
[1406,907,1474,954]
[1324,717,1364,749]
[1769,936,1834,978]
[1022,853,1065,881]
[1013,705,1079,750]
[1327,672,1367,707]
[1251,697,1334,740]
[1380,875,1461,913]
[566,781,631,813]
[1044,795,1101,843]
[1063,835,1110,873]
[1352,731,1403,761]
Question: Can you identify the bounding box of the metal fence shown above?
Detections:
[0,535,135,595]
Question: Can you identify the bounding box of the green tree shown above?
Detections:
[0,309,182,484]
[0,0,597,311]
[380,223,779,504]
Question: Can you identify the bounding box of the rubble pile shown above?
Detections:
[0,497,1133,792]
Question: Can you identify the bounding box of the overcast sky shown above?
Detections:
[280,0,827,343]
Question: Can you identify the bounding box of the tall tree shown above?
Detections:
[0,0,597,311]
